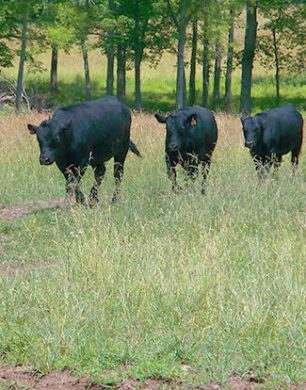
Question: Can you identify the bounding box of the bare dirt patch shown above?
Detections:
[0,366,93,390]
[0,260,53,278]
[117,377,306,390]
[0,199,65,221]
[0,365,306,390]
[117,378,253,390]
[1,366,305,390]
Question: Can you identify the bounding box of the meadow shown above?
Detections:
[0,108,305,388]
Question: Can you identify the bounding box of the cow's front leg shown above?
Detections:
[184,155,199,187]
[253,155,269,180]
[272,154,282,179]
[262,157,273,179]
[166,155,181,193]
[64,166,86,207]
[89,163,106,207]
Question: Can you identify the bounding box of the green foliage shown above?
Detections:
[257,2,305,74]
[0,43,13,68]
[0,0,305,111]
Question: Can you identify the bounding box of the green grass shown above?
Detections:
[1,48,305,114]
[0,114,305,387]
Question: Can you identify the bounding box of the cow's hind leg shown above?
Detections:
[291,146,301,175]
[64,166,86,206]
[112,150,128,203]
[89,163,106,207]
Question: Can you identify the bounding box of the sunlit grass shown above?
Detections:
[2,47,305,114]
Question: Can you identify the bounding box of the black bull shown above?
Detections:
[155,106,218,194]
[27,96,141,205]
[241,104,303,177]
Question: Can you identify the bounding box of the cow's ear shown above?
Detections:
[27,124,38,134]
[155,113,167,124]
[240,112,250,123]
[186,113,198,127]
[254,116,265,131]
[58,118,72,131]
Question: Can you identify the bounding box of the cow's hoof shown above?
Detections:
[88,197,99,208]
[76,194,86,205]
[173,185,183,194]
[111,196,119,204]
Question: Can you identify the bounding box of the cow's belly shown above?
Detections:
[91,141,128,164]
[270,146,292,156]
[91,146,114,164]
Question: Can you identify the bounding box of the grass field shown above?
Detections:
[0,111,305,388]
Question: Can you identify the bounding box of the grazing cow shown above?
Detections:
[27,96,141,206]
[155,106,218,194]
[241,104,303,177]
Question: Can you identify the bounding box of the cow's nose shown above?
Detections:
[245,141,254,148]
[39,157,50,165]
[169,143,178,152]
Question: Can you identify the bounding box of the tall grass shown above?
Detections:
[0,113,305,387]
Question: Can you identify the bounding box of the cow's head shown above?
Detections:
[240,114,263,149]
[27,117,71,165]
[155,112,198,152]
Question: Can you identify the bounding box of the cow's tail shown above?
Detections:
[129,140,142,158]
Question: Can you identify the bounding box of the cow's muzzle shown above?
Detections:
[39,157,51,166]
[168,144,179,152]
[244,141,254,149]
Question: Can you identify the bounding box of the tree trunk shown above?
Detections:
[240,2,257,114]
[134,0,143,112]
[176,0,187,110]
[81,37,91,100]
[202,1,210,108]
[183,68,187,105]
[50,46,58,93]
[212,37,222,109]
[224,9,235,113]
[272,28,280,105]
[106,45,114,96]
[117,44,126,103]
[106,0,115,96]
[16,8,29,113]
[189,19,198,106]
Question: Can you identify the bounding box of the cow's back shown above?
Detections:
[258,104,303,154]
[54,97,131,150]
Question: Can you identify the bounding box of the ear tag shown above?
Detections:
[191,117,197,126]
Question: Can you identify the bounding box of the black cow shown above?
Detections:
[27,96,141,206]
[155,106,218,194]
[241,104,303,177]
